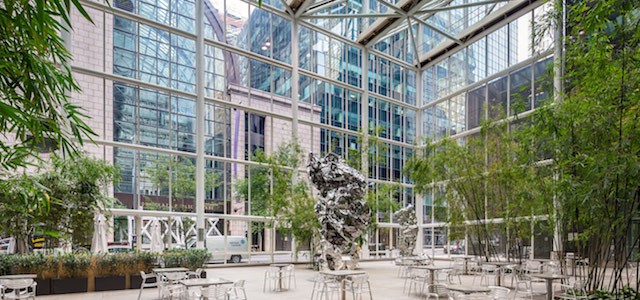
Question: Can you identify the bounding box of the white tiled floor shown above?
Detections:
[38,260,550,299]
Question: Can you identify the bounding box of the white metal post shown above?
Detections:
[415,68,424,255]
[361,47,371,259]
[291,18,299,141]
[551,0,565,261]
[195,0,206,249]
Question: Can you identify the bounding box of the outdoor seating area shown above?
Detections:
[26,259,623,300]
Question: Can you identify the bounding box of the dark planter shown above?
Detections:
[52,277,88,294]
[95,276,126,291]
[129,274,157,289]
[35,278,51,296]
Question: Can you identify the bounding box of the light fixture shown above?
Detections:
[265,41,271,47]
[261,46,267,51]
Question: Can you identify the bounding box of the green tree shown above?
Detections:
[528,0,640,291]
[0,154,119,253]
[235,142,319,251]
[0,0,96,171]
[406,119,551,262]
[144,156,220,211]
[38,154,119,248]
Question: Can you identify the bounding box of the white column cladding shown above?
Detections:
[361,47,370,259]
[291,18,299,140]
[195,0,206,249]
[290,16,300,259]
[551,0,565,259]
[414,68,424,254]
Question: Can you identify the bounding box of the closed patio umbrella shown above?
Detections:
[91,214,108,253]
[150,219,164,253]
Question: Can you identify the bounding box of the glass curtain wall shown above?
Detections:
[419,2,554,256]
[68,0,554,260]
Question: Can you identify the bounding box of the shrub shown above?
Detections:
[161,249,210,270]
[57,252,91,278]
[0,254,14,275]
[94,253,120,277]
[182,249,211,270]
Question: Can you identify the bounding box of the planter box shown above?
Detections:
[35,278,51,296]
[52,277,88,294]
[129,274,157,289]
[95,276,126,292]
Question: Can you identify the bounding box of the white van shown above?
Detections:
[205,236,249,263]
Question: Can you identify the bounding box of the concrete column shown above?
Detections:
[195,0,206,249]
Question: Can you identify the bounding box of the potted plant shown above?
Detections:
[183,249,211,278]
[93,253,126,291]
[51,253,89,294]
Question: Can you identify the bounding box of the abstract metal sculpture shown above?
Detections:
[394,205,418,257]
[308,153,371,270]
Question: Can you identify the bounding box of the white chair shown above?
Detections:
[404,267,427,295]
[283,264,296,289]
[424,283,449,300]
[344,274,373,300]
[511,272,546,300]
[187,268,204,279]
[0,279,36,300]
[476,265,497,285]
[310,274,340,300]
[448,259,465,284]
[138,271,160,300]
[395,258,415,278]
[557,280,588,300]
[202,284,233,300]
[228,280,247,300]
[263,266,281,292]
[501,264,519,287]
[162,272,187,299]
[166,284,187,300]
[488,285,511,299]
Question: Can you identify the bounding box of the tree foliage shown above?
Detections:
[0,154,119,253]
[0,0,96,171]
[144,156,220,211]
[406,118,552,262]
[526,0,640,291]
[235,142,319,248]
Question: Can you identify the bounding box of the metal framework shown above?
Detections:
[75,0,549,257]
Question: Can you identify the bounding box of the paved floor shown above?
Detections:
[38,260,551,299]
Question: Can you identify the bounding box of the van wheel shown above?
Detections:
[230,255,241,263]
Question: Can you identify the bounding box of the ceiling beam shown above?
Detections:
[415,0,509,14]
[411,16,462,44]
[356,0,431,46]
[303,0,345,15]
[302,13,396,19]
[406,17,421,67]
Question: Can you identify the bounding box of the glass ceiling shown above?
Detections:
[280,0,513,66]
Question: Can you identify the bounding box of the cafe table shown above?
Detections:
[180,278,233,299]
[447,285,490,295]
[320,270,366,300]
[270,263,291,291]
[530,273,570,300]
[411,265,453,285]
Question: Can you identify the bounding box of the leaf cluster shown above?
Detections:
[0,0,96,171]
[0,153,119,252]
